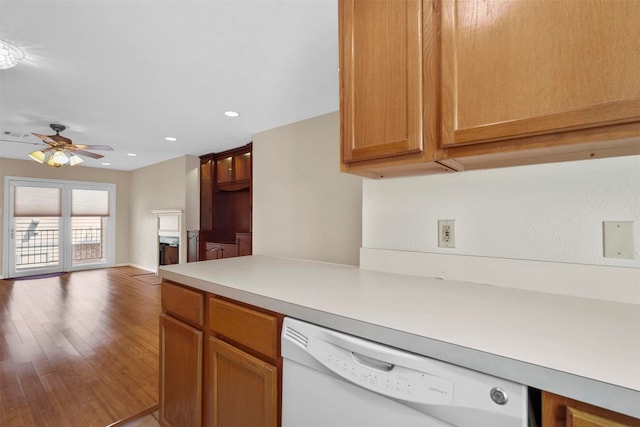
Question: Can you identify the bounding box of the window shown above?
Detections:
[4,177,116,278]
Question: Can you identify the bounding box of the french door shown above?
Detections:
[4,177,115,278]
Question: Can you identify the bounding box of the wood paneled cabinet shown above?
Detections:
[200,157,213,231]
[542,391,640,427]
[339,0,451,178]
[199,144,252,260]
[159,283,205,427]
[206,296,281,427]
[338,0,640,178]
[159,282,282,427]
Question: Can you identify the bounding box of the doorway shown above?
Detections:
[3,177,116,278]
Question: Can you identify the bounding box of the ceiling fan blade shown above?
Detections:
[73,149,104,159]
[73,144,114,151]
[32,132,57,144]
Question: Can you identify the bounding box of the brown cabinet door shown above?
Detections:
[441,0,640,148]
[206,337,278,427]
[200,158,213,230]
[159,313,203,427]
[234,152,251,182]
[542,391,640,427]
[339,0,424,164]
[567,408,632,427]
[216,156,233,184]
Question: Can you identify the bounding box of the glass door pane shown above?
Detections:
[216,156,233,184]
[14,217,61,272]
[234,152,251,181]
[71,217,108,267]
[8,180,65,278]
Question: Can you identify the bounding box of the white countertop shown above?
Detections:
[160,255,640,418]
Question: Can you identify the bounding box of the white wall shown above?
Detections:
[129,155,199,271]
[253,112,362,266]
[363,155,640,268]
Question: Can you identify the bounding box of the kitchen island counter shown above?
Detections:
[159,255,640,418]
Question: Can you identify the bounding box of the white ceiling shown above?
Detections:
[0,0,338,170]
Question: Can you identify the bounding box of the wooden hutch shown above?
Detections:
[193,143,252,261]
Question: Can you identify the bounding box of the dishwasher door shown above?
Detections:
[281,317,528,427]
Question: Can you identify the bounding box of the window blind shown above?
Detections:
[14,186,62,217]
[71,189,110,216]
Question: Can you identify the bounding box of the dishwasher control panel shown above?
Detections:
[311,337,454,405]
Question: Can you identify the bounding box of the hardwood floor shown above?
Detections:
[0,267,161,427]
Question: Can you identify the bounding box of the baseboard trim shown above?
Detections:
[105,404,159,427]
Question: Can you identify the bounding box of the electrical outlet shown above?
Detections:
[438,220,455,248]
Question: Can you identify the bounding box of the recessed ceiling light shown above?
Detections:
[165,137,177,141]
[101,162,111,166]
[127,153,137,156]
[224,111,239,118]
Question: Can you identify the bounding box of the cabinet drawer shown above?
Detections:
[205,242,239,260]
[208,297,279,360]
[162,281,204,327]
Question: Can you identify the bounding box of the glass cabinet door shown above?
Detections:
[234,152,251,181]
[216,156,233,184]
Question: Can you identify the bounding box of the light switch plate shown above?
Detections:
[603,221,634,259]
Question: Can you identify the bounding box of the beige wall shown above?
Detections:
[2,113,360,274]
[0,157,132,275]
[0,155,199,277]
[252,112,362,266]
[129,155,199,271]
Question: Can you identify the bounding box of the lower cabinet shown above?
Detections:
[542,391,640,427]
[206,295,282,427]
[204,242,239,260]
[207,337,278,427]
[160,280,282,427]
[159,313,203,427]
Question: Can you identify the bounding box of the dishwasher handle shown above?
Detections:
[352,351,395,372]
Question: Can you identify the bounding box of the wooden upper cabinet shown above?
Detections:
[215,146,251,187]
[340,0,423,164]
[216,156,233,184]
[441,0,640,148]
[338,0,640,177]
[234,152,251,182]
[339,0,452,177]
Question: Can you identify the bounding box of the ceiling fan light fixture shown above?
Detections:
[51,150,69,165]
[29,124,113,167]
[47,156,62,167]
[69,154,84,166]
[28,150,46,164]
[0,39,25,70]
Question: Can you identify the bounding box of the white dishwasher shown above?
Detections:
[282,317,529,427]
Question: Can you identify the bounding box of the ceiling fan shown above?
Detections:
[30,123,114,167]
